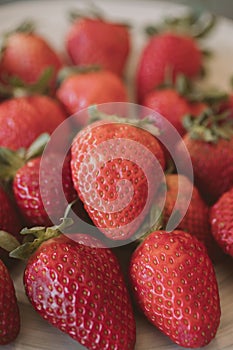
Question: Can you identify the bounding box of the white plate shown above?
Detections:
[1,1,233,350]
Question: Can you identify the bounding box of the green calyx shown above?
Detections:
[5,20,35,37]
[0,133,50,182]
[157,71,229,108]
[88,105,160,137]
[69,3,104,23]
[145,10,216,39]
[183,110,233,143]
[0,67,54,100]
[69,8,130,28]
[0,148,25,180]
[0,231,20,252]
[157,70,193,97]
[187,88,229,106]
[9,217,73,261]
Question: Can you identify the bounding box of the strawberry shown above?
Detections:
[130,230,221,348]
[71,117,165,240]
[13,154,77,226]
[136,32,202,102]
[161,174,212,246]
[0,95,66,151]
[0,22,62,88]
[210,187,233,257]
[0,186,22,265]
[65,17,130,76]
[10,224,136,349]
[143,88,190,136]
[178,113,233,204]
[56,69,128,124]
[0,259,20,344]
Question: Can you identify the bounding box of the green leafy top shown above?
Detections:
[0,133,50,182]
[183,110,233,143]
[87,105,160,137]
[0,67,54,100]
[145,11,216,39]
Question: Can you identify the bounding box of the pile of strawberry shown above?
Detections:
[0,6,233,350]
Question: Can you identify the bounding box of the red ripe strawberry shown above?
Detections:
[143,88,190,135]
[0,259,20,344]
[178,114,233,204]
[71,119,165,240]
[13,154,77,226]
[0,95,66,151]
[56,70,128,123]
[10,226,136,349]
[0,26,62,87]
[136,32,202,102]
[65,17,130,76]
[130,230,221,348]
[0,186,22,265]
[162,174,211,246]
[210,187,233,257]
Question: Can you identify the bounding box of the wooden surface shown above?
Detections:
[1,1,233,349]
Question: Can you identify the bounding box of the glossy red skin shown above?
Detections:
[179,134,233,204]
[143,89,190,136]
[210,187,233,257]
[71,121,165,240]
[66,18,130,76]
[56,70,128,123]
[162,174,211,247]
[0,186,22,264]
[24,235,136,350]
[0,32,63,85]
[0,96,66,151]
[13,154,77,226]
[0,259,20,344]
[130,230,221,348]
[136,32,202,102]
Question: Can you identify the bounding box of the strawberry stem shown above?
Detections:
[63,198,79,219]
